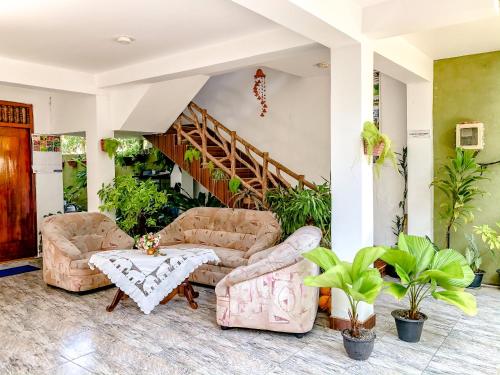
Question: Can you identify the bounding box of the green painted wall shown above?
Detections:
[433,51,500,285]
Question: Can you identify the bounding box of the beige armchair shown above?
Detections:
[42,212,134,292]
[215,226,322,335]
[156,207,281,286]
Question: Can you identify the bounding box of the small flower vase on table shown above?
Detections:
[136,233,161,256]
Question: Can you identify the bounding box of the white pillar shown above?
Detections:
[86,92,115,212]
[330,42,375,328]
[407,82,434,239]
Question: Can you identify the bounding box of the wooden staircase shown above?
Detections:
[145,102,315,207]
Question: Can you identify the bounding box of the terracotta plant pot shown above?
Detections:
[363,140,385,157]
[100,139,106,152]
[392,309,428,343]
[341,329,375,361]
[67,160,78,168]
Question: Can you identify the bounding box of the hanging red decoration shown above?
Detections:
[253,68,267,117]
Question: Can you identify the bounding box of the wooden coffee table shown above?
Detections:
[106,278,199,312]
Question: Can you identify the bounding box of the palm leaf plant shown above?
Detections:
[431,148,487,248]
[303,246,386,360]
[380,233,477,342]
[266,181,331,246]
[361,121,396,176]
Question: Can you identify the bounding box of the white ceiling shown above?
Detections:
[405,15,500,59]
[0,0,280,73]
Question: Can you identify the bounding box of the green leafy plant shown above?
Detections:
[184,146,201,163]
[102,138,120,158]
[266,181,331,246]
[381,233,477,320]
[432,148,487,248]
[228,176,241,194]
[464,234,484,273]
[392,146,408,240]
[232,188,265,210]
[474,222,500,251]
[361,121,396,176]
[303,246,385,337]
[98,175,168,236]
[212,168,227,181]
[61,135,86,155]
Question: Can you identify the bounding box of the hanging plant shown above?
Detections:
[101,138,120,158]
[253,68,267,117]
[228,176,241,193]
[184,146,201,163]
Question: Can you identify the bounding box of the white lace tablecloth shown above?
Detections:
[88,248,220,314]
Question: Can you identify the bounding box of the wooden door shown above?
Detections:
[0,103,36,262]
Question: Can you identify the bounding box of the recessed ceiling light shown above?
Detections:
[114,35,135,45]
[314,62,330,69]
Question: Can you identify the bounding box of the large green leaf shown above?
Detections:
[380,249,416,275]
[438,250,475,289]
[302,247,341,271]
[349,274,384,304]
[384,281,408,299]
[398,234,435,273]
[395,264,411,285]
[303,264,350,290]
[351,246,386,280]
[432,290,477,316]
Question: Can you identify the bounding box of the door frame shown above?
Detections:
[0,100,37,260]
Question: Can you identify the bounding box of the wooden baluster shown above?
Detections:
[176,121,182,145]
[230,131,236,177]
[262,152,269,201]
[201,109,208,165]
[298,175,305,189]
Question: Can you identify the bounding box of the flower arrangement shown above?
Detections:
[136,233,161,256]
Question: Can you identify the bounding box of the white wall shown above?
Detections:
[373,73,407,246]
[193,67,330,184]
[0,84,97,251]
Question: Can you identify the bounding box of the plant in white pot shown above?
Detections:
[381,233,477,343]
[303,246,385,360]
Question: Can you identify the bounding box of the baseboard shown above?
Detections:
[329,313,376,331]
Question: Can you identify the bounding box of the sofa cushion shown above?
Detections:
[183,229,256,252]
[70,234,104,253]
[161,243,248,268]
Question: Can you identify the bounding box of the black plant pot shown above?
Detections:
[392,309,428,343]
[341,329,375,361]
[467,271,485,289]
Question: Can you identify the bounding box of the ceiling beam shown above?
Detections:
[96,28,316,88]
[0,56,95,94]
[230,0,362,47]
[374,36,433,83]
[363,0,499,39]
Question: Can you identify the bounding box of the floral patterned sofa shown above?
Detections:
[41,212,134,292]
[156,207,281,286]
[215,226,322,335]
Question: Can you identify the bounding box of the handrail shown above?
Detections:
[175,102,316,198]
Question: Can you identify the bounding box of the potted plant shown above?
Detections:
[266,181,331,247]
[100,138,120,158]
[474,221,500,279]
[361,121,396,175]
[303,246,386,360]
[98,175,168,236]
[463,234,486,288]
[431,148,486,248]
[381,233,477,343]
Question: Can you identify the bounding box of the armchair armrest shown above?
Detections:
[102,227,134,250]
[42,231,82,260]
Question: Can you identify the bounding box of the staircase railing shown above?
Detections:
[172,102,315,200]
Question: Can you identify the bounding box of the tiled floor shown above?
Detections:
[0,269,499,375]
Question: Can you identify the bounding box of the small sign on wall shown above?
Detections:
[408,129,431,138]
[32,134,63,173]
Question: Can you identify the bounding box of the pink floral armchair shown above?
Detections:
[215,226,322,335]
